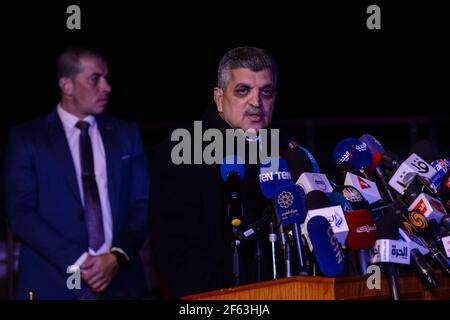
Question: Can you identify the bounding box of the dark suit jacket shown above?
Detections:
[149,106,293,298]
[4,110,150,299]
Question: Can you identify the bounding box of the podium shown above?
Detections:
[182,272,450,300]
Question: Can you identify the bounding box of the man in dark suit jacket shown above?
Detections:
[4,47,149,299]
[149,47,295,298]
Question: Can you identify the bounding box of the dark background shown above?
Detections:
[0,1,449,299]
[2,2,448,149]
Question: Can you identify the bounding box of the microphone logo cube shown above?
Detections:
[369,240,411,264]
[277,191,294,208]
[408,193,446,223]
[344,172,381,204]
[304,205,349,245]
[442,236,450,258]
[274,184,307,225]
[296,172,333,194]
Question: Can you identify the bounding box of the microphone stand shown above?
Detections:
[269,221,277,279]
[232,228,240,286]
[358,249,369,275]
[255,239,262,282]
[293,222,308,275]
[285,240,292,277]
[384,263,401,300]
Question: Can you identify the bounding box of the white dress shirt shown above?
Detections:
[57,105,114,267]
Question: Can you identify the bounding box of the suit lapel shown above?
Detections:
[46,111,83,208]
[97,116,121,230]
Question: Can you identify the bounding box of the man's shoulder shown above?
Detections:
[97,113,138,131]
[8,112,53,138]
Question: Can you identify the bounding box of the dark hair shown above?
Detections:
[57,46,105,79]
[217,46,277,89]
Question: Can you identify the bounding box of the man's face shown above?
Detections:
[69,56,111,116]
[214,68,276,132]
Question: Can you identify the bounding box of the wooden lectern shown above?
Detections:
[182,272,450,300]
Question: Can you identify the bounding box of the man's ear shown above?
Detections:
[214,87,224,113]
[58,77,73,95]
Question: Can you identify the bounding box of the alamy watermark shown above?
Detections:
[66,265,81,290]
[366,265,381,290]
[170,121,280,170]
[66,5,81,30]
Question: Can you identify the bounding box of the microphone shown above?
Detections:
[428,219,449,256]
[221,155,245,228]
[359,133,397,202]
[411,139,450,189]
[283,146,330,194]
[296,172,334,194]
[283,147,315,182]
[259,157,293,199]
[273,184,308,275]
[273,184,307,226]
[345,210,377,246]
[298,146,321,173]
[345,209,377,275]
[325,192,353,213]
[268,220,278,279]
[258,157,293,277]
[221,155,246,286]
[387,153,437,195]
[382,150,402,172]
[333,185,370,210]
[405,191,447,224]
[343,171,383,205]
[285,238,292,277]
[399,228,439,289]
[402,184,450,259]
[442,214,450,236]
[442,234,450,258]
[359,133,385,171]
[392,202,450,276]
[438,170,450,213]
[235,211,273,242]
[332,138,373,179]
[306,215,345,276]
[303,190,349,245]
[370,212,407,300]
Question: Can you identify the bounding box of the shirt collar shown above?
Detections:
[57,104,96,129]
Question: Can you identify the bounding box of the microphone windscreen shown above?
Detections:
[345,209,377,250]
[221,155,245,182]
[334,185,370,210]
[306,190,330,210]
[439,170,450,195]
[326,192,353,212]
[376,212,401,240]
[283,147,313,182]
[299,146,321,173]
[381,150,401,171]
[359,134,385,169]
[259,157,292,199]
[274,184,307,225]
[359,134,385,154]
[333,138,372,171]
[307,215,345,276]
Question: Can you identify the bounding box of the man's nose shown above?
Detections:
[100,77,111,93]
[248,90,262,107]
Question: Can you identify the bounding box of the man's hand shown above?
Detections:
[80,253,119,292]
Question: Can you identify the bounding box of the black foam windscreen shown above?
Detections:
[283,147,313,182]
[305,190,330,211]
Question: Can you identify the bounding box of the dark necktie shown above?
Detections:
[76,121,105,251]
